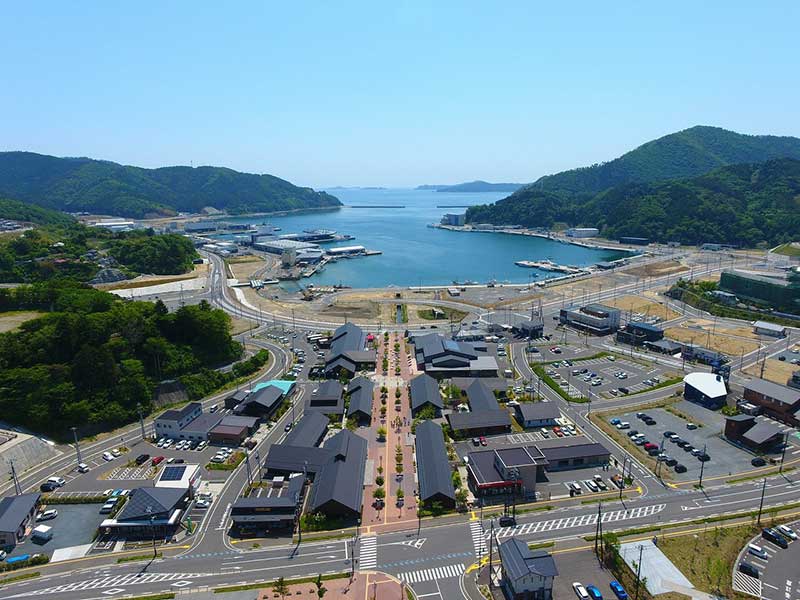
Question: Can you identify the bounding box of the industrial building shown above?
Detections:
[409,373,443,416]
[253,238,320,255]
[0,493,40,548]
[742,379,800,427]
[724,415,785,452]
[499,537,558,600]
[683,372,728,409]
[323,323,376,378]
[565,227,599,238]
[616,322,664,346]
[326,245,366,256]
[441,213,466,226]
[559,304,621,335]
[512,319,544,340]
[720,269,800,313]
[412,333,498,379]
[753,320,786,338]
[154,403,203,439]
[414,421,456,509]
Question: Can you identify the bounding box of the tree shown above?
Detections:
[314,574,327,598]
[273,576,289,599]
[373,487,385,500]
[376,426,387,441]
[456,488,469,506]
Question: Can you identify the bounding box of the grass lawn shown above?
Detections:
[658,524,759,598]
[773,242,800,257]
[417,306,468,322]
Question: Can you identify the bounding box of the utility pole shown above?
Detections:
[9,460,21,496]
[244,450,252,485]
[634,544,644,600]
[757,477,767,525]
[136,403,146,441]
[698,443,708,488]
[256,450,262,482]
[71,426,82,467]
[488,519,495,589]
[780,433,788,474]
[597,502,604,563]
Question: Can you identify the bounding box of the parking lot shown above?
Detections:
[545,354,676,401]
[6,503,107,561]
[610,402,758,481]
[551,548,617,600]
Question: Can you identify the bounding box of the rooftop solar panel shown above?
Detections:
[160,465,187,481]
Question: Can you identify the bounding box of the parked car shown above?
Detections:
[738,562,759,578]
[585,480,599,492]
[609,418,621,426]
[46,476,65,487]
[135,454,150,466]
[77,463,90,473]
[777,524,797,540]
[472,437,481,446]
[111,448,121,457]
[151,455,165,466]
[36,509,58,521]
[674,464,687,473]
[586,585,603,600]
[102,451,114,461]
[686,423,698,430]
[748,544,768,559]
[763,528,788,549]
[609,581,628,600]
[284,423,293,432]
[573,583,590,600]
[479,436,488,446]
[751,457,767,467]
[626,430,639,438]
[499,516,516,527]
[195,498,211,509]
[663,431,676,438]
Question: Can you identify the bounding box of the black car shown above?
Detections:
[674,464,687,473]
[683,444,694,452]
[135,453,150,466]
[738,562,759,578]
[762,528,789,549]
[499,516,516,527]
[665,458,678,466]
[284,423,293,432]
[647,447,661,457]
[40,481,58,492]
[697,453,711,462]
[675,439,687,447]
[751,457,767,467]
[636,412,647,419]
[663,431,676,438]
[174,458,185,464]
[626,430,639,438]
[643,418,656,426]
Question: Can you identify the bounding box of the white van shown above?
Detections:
[46,476,66,487]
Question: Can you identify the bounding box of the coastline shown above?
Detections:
[428,223,639,253]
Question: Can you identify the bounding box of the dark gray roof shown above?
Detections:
[328,323,367,358]
[232,476,303,511]
[467,380,499,412]
[263,444,333,474]
[447,410,511,432]
[117,487,186,522]
[745,379,800,406]
[284,412,329,447]
[219,415,259,429]
[743,421,784,445]
[308,429,367,514]
[499,537,559,581]
[452,377,507,393]
[158,402,202,422]
[347,376,374,418]
[646,339,682,352]
[725,414,755,423]
[0,493,39,533]
[410,374,442,411]
[180,412,224,434]
[312,380,344,403]
[539,442,610,462]
[515,402,561,422]
[234,385,284,416]
[415,421,456,503]
[228,390,249,403]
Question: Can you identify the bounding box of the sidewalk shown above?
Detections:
[255,572,408,599]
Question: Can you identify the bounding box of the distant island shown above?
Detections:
[416,181,525,193]
[0,151,341,219]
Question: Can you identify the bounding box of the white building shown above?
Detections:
[565,227,599,238]
[753,320,786,338]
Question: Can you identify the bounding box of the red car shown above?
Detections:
[479,436,487,446]
[151,455,165,466]
[643,443,658,451]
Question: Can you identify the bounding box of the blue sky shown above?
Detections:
[2,2,798,187]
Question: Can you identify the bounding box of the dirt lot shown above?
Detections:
[100,261,210,290]
[743,358,797,385]
[608,295,680,322]
[226,255,268,280]
[626,260,688,278]
[0,310,43,333]
[665,324,760,356]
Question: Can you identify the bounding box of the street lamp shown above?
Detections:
[71,427,82,467]
[145,506,158,559]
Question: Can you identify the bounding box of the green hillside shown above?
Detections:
[0,152,342,218]
[0,197,78,228]
[527,125,800,196]
[470,158,800,246]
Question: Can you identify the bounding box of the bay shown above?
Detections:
[222,188,626,288]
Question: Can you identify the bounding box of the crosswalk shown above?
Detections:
[7,572,212,597]
[732,571,762,598]
[469,521,487,557]
[358,535,377,570]
[399,563,465,584]
[491,504,665,540]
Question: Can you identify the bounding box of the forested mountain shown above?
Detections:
[0,197,78,227]
[0,152,342,218]
[523,126,800,196]
[469,158,800,246]
[416,181,524,193]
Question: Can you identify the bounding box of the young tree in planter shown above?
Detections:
[273,576,289,599]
